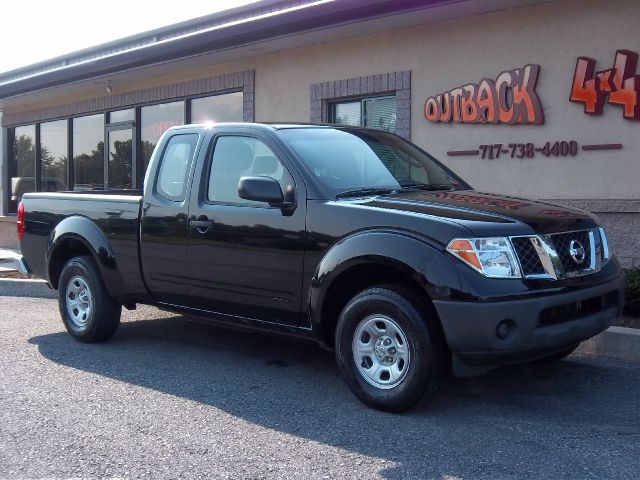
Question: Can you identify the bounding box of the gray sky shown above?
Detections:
[1,0,261,74]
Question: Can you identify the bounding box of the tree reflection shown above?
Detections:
[142,140,155,174]
[74,141,104,190]
[12,134,36,177]
[9,134,37,211]
[109,139,133,189]
[41,145,68,191]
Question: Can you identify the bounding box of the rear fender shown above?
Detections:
[46,216,125,297]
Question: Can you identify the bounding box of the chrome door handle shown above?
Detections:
[190,219,214,232]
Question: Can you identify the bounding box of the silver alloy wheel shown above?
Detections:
[65,275,93,328]
[352,314,411,389]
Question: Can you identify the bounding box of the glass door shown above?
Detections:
[106,124,135,189]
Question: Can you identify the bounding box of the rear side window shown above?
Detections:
[155,134,199,201]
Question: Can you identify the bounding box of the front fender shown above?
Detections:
[46,216,125,297]
[308,229,457,333]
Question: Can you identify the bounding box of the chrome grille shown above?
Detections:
[510,228,601,280]
[548,230,591,274]
[511,237,544,276]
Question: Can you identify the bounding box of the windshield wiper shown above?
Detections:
[399,183,455,191]
[336,187,399,199]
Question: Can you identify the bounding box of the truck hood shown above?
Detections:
[361,189,599,236]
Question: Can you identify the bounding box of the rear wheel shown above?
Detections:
[58,255,121,342]
[335,285,446,412]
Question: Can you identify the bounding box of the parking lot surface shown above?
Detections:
[0,296,638,479]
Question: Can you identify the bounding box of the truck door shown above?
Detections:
[140,130,202,305]
[184,129,307,327]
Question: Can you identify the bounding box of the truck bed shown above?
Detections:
[20,191,144,299]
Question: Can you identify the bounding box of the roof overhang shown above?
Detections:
[0,0,552,104]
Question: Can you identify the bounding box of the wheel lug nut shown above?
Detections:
[388,347,396,355]
[384,339,391,346]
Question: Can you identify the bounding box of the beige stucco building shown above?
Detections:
[1,0,638,265]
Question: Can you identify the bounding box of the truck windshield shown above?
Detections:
[278,127,467,197]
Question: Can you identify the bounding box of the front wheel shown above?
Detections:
[58,255,122,342]
[335,285,446,412]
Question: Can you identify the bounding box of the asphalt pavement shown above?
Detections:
[1,296,639,479]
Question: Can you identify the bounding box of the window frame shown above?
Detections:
[154,132,201,203]
[3,88,249,214]
[310,71,411,140]
[6,123,38,215]
[39,118,69,193]
[202,132,295,209]
[190,90,245,124]
[139,99,186,177]
[329,94,397,131]
[72,113,106,192]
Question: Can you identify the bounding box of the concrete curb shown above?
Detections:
[0,278,57,299]
[577,326,640,363]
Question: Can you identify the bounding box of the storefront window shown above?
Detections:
[107,128,134,189]
[109,109,135,123]
[141,101,184,172]
[364,97,396,132]
[333,102,361,126]
[8,125,36,213]
[40,120,68,193]
[331,96,397,133]
[191,91,243,124]
[73,114,104,190]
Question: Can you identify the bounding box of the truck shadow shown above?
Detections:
[29,310,640,479]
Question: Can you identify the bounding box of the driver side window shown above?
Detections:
[207,136,290,205]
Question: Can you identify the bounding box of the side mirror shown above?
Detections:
[238,176,293,209]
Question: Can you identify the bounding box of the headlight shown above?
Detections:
[599,227,610,264]
[447,237,521,278]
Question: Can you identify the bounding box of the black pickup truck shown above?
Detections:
[18,123,624,411]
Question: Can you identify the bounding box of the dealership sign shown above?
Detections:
[570,49,640,120]
[424,65,544,125]
[428,50,636,159]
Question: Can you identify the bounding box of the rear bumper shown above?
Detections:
[432,273,624,366]
[16,256,31,276]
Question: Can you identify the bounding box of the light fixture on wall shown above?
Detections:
[105,85,113,94]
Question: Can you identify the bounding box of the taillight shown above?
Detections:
[16,202,25,241]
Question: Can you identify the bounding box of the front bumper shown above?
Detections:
[433,273,624,366]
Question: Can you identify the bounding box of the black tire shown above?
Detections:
[533,343,580,364]
[57,255,121,342]
[335,284,446,412]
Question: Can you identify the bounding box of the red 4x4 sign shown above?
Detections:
[570,49,640,120]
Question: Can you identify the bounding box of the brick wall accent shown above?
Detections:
[310,71,411,139]
[0,217,18,249]
[2,70,255,126]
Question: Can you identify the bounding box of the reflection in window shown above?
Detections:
[191,92,243,124]
[208,136,288,205]
[141,101,184,173]
[364,97,396,132]
[40,120,68,193]
[333,102,361,126]
[156,134,199,201]
[109,109,135,123]
[331,96,397,133]
[108,129,133,189]
[73,114,104,190]
[9,125,36,213]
